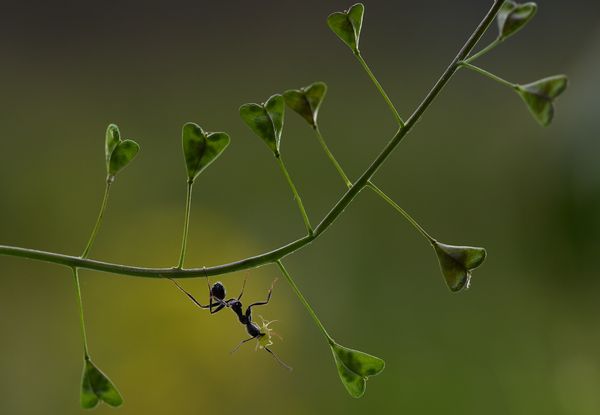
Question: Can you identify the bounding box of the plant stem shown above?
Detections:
[314,124,435,243]
[276,155,313,236]
[72,267,89,358]
[0,1,505,280]
[314,125,353,188]
[81,181,111,259]
[176,181,194,269]
[459,62,517,88]
[367,183,436,244]
[355,52,405,127]
[276,260,334,345]
[75,180,113,358]
[463,38,502,64]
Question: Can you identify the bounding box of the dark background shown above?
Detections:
[1,1,599,414]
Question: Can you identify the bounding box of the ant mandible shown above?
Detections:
[169,277,292,371]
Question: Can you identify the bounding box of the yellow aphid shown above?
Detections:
[255,316,281,351]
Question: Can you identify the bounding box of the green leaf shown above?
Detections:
[105,124,120,170]
[433,242,487,292]
[182,122,230,182]
[108,140,140,177]
[327,3,365,53]
[239,94,285,156]
[105,124,140,178]
[283,82,328,127]
[497,1,537,41]
[330,342,385,398]
[515,75,568,126]
[80,358,123,409]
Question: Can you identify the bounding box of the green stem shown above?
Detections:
[367,183,436,244]
[0,1,505,280]
[314,125,435,243]
[176,181,194,269]
[276,155,313,236]
[81,181,111,259]
[319,123,431,242]
[459,62,517,88]
[314,126,353,188]
[463,38,503,64]
[276,260,334,345]
[355,52,405,127]
[75,180,113,359]
[72,267,89,357]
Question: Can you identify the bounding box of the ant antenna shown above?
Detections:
[237,277,247,300]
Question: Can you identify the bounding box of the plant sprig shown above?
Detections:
[75,124,140,408]
[0,0,568,405]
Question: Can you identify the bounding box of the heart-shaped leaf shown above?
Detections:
[497,1,537,41]
[330,342,385,398]
[239,94,285,156]
[283,82,328,127]
[105,124,140,178]
[515,75,568,126]
[327,3,365,53]
[433,242,487,292]
[108,140,140,177]
[182,122,230,183]
[80,358,123,409]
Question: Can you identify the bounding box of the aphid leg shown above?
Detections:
[264,347,293,371]
[230,336,256,354]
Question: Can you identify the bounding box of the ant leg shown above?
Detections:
[246,278,278,315]
[230,336,256,354]
[170,278,225,314]
[237,278,247,300]
[210,302,226,314]
[168,278,210,309]
[264,347,293,371]
[205,275,214,312]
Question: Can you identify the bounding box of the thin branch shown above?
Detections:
[459,62,517,88]
[276,260,334,345]
[81,181,111,259]
[354,52,405,127]
[276,155,313,236]
[176,181,194,269]
[72,267,90,357]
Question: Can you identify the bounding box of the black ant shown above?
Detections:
[169,277,292,371]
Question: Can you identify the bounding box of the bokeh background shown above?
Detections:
[1,1,599,414]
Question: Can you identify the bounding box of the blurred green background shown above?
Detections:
[1,1,599,414]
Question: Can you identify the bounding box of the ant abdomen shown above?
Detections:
[210,282,226,300]
[247,322,262,338]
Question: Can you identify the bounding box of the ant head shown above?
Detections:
[210,282,226,300]
[228,299,242,311]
